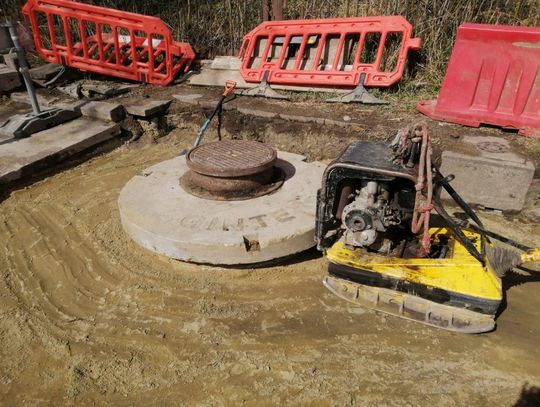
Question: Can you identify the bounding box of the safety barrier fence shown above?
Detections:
[238,16,421,88]
[22,0,195,85]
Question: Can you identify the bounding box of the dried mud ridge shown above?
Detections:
[1,123,540,405]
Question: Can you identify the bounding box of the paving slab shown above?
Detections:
[0,103,30,129]
[1,52,18,70]
[124,99,172,117]
[81,100,125,122]
[79,81,138,97]
[197,98,237,112]
[9,89,88,113]
[10,90,59,107]
[189,68,250,88]
[0,118,120,185]
[210,55,242,70]
[172,87,361,127]
[29,63,63,80]
[280,113,325,124]
[52,98,90,113]
[172,93,203,105]
[57,83,81,98]
[0,65,21,93]
[118,151,325,265]
[237,106,278,118]
[440,135,535,211]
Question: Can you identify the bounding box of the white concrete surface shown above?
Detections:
[124,99,172,117]
[118,151,326,265]
[81,101,125,122]
[440,135,535,211]
[0,118,120,184]
[0,65,21,93]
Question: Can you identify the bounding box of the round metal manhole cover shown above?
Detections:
[476,141,508,153]
[186,140,277,177]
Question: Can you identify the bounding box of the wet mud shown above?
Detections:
[1,102,540,406]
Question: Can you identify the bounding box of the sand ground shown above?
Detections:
[1,89,539,406]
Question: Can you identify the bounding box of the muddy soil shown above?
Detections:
[1,92,540,406]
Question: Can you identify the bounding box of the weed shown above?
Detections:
[4,0,539,92]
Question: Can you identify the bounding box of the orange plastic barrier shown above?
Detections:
[418,23,540,137]
[22,0,195,85]
[238,16,421,88]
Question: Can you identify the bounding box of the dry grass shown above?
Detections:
[3,0,540,90]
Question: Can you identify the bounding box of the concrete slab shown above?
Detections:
[197,98,237,112]
[57,83,81,98]
[1,53,18,70]
[79,81,138,97]
[172,93,203,105]
[10,89,88,114]
[520,178,540,222]
[0,65,21,93]
[29,63,63,80]
[189,68,250,88]
[0,103,30,129]
[10,91,58,107]
[81,101,125,122]
[189,57,348,93]
[211,56,242,70]
[440,135,535,211]
[53,99,90,113]
[0,133,14,144]
[118,151,325,265]
[280,113,325,124]
[237,107,278,119]
[172,88,361,127]
[124,99,172,117]
[0,118,120,185]
[0,108,81,143]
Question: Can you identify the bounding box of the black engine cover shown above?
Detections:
[315,141,417,251]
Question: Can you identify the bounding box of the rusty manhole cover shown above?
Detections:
[476,141,508,153]
[181,140,284,200]
[186,140,277,177]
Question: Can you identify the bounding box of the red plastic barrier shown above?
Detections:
[417,23,540,137]
[22,0,195,86]
[238,16,421,88]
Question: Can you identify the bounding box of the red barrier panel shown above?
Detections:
[238,16,421,88]
[417,23,540,137]
[22,0,195,86]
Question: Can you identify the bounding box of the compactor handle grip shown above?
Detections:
[223,80,237,97]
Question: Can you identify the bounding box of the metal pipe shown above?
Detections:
[6,21,41,114]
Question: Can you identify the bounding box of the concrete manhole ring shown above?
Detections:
[118,151,326,265]
[179,166,286,201]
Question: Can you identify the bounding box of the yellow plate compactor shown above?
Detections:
[315,124,539,333]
